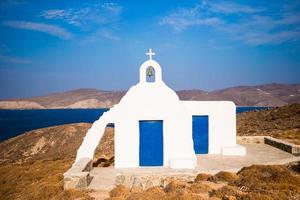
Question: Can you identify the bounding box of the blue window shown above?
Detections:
[139,120,163,166]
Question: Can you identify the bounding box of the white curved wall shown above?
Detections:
[75,111,113,162]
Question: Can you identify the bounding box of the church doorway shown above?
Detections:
[139,120,163,166]
[192,116,209,154]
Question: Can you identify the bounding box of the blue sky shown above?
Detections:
[0,0,300,98]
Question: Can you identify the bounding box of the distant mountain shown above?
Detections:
[0,83,299,109]
[0,89,126,109]
[177,83,300,107]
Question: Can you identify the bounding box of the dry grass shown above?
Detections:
[231,165,300,200]
[189,183,213,194]
[274,129,300,145]
[194,173,213,182]
[164,180,190,193]
[0,158,93,200]
[0,123,92,164]
[107,163,300,200]
[127,186,167,200]
[0,123,115,200]
[209,185,240,199]
[109,185,130,199]
[208,171,239,183]
[237,103,300,144]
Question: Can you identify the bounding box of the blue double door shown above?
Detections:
[139,120,163,166]
[192,116,209,154]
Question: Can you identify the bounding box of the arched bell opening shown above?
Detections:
[92,123,115,167]
[146,66,156,83]
[139,60,162,84]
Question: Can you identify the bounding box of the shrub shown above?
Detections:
[194,173,213,182]
[208,171,239,183]
[109,185,130,198]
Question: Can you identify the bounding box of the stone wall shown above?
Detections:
[264,136,300,155]
[116,173,195,189]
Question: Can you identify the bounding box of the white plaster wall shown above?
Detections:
[114,119,139,167]
[113,82,197,168]
[74,80,193,168]
[181,101,237,154]
[109,59,196,168]
[74,58,244,169]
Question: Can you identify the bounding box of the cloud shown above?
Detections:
[40,2,123,41]
[159,1,260,31]
[80,29,120,44]
[207,2,263,14]
[40,3,122,29]
[0,54,31,64]
[159,5,222,31]
[159,1,300,45]
[40,9,82,26]
[236,30,300,45]
[2,21,73,40]
[217,11,300,45]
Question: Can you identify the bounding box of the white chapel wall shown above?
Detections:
[74,49,245,170]
[182,101,237,154]
[113,81,197,168]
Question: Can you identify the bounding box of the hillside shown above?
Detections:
[0,83,299,109]
[0,123,114,165]
[0,123,114,200]
[237,103,300,144]
[0,104,299,199]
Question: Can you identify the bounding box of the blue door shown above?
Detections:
[139,120,163,166]
[192,116,209,154]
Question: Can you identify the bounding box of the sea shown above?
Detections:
[0,107,270,142]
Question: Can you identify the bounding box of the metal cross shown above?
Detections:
[146,48,155,60]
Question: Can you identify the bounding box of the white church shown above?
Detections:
[74,49,246,169]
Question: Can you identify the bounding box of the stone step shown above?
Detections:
[88,167,116,190]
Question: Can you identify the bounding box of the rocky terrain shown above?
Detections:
[237,103,300,144]
[107,164,300,200]
[0,104,299,199]
[0,123,115,200]
[1,83,299,109]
